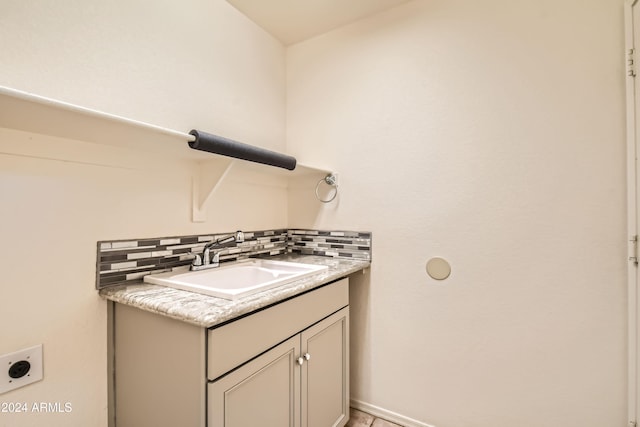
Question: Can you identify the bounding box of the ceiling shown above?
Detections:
[226,0,412,45]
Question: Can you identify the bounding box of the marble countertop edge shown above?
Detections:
[99,255,370,328]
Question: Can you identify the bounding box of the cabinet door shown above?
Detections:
[208,335,301,427]
[301,308,350,427]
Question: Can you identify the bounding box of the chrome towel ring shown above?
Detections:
[315,174,338,203]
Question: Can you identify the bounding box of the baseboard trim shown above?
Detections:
[350,399,436,427]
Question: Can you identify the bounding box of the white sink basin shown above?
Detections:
[143,259,328,300]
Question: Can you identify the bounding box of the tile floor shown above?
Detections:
[345,408,404,427]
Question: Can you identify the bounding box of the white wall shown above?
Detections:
[0,0,628,425]
[287,1,627,426]
[0,1,285,426]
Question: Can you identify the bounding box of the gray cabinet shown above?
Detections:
[301,309,349,427]
[112,278,349,427]
[209,335,301,427]
[208,308,349,427]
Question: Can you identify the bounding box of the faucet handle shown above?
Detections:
[211,252,220,265]
[187,252,203,266]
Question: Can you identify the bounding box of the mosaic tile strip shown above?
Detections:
[287,229,372,260]
[96,229,288,289]
[97,228,372,289]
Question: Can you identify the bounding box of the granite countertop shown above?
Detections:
[99,254,370,328]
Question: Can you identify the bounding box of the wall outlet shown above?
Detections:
[0,344,43,394]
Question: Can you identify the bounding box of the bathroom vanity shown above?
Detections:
[101,255,368,427]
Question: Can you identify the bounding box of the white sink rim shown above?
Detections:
[143,259,328,300]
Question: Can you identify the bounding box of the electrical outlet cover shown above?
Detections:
[0,344,43,394]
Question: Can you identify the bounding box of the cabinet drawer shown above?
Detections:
[207,278,348,380]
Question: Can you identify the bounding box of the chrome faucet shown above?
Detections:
[190,231,244,271]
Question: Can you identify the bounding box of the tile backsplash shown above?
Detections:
[287,229,372,259]
[97,228,371,289]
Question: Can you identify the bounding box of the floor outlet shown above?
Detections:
[0,344,43,394]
